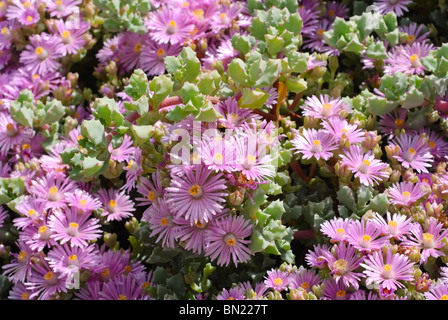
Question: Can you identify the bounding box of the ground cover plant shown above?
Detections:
[1,0,448,301]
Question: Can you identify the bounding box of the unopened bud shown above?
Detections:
[289,288,307,300]
[229,189,245,206]
[103,232,117,249]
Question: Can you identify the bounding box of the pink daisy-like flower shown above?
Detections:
[378,108,411,138]
[74,280,103,300]
[391,133,433,173]
[51,18,90,55]
[48,207,102,248]
[165,165,227,225]
[46,0,81,18]
[135,171,164,207]
[117,32,147,73]
[384,42,434,75]
[387,181,427,207]
[324,1,349,21]
[322,117,365,147]
[233,133,276,182]
[142,197,178,249]
[146,7,195,45]
[25,257,68,300]
[372,212,417,241]
[424,282,448,300]
[402,217,448,263]
[97,188,136,222]
[204,215,253,267]
[420,128,448,161]
[99,274,149,300]
[96,34,123,66]
[361,249,415,292]
[46,243,101,276]
[13,196,46,231]
[340,145,390,186]
[20,217,57,251]
[6,0,39,26]
[200,135,236,173]
[29,173,77,210]
[345,219,390,253]
[65,188,102,214]
[301,94,349,119]
[305,244,331,269]
[109,134,137,163]
[290,267,322,293]
[292,128,338,161]
[320,217,351,244]
[216,286,245,300]
[139,39,183,76]
[19,33,64,76]
[323,242,365,290]
[302,19,338,55]
[8,282,36,300]
[38,143,70,176]
[2,240,34,284]
[349,290,380,300]
[121,148,144,192]
[374,0,412,17]
[321,278,350,300]
[208,2,242,33]
[264,268,290,292]
[216,97,262,130]
[0,111,30,158]
[399,22,431,45]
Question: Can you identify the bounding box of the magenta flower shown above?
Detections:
[13,196,46,230]
[216,97,262,130]
[391,133,433,173]
[146,7,195,45]
[19,33,63,76]
[6,0,40,26]
[399,22,431,45]
[384,42,434,75]
[97,188,135,222]
[290,267,322,292]
[74,280,103,300]
[421,128,448,161]
[387,181,427,207]
[20,217,57,251]
[139,40,183,76]
[135,171,164,207]
[208,2,242,32]
[361,249,415,292]
[200,135,236,173]
[372,212,417,241]
[109,134,137,163]
[301,94,349,119]
[48,207,102,248]
[99,274,149,300]
[264,268,290,292]
[51,18,90,55]
[165,165,227,225]
[29,173,77,210]
[320,217,351,244]
[204,215,253,267]
[340,145,390,186]
[7,283,36,300]
[424,282,448,300]
[322,278,350,300]
[142,197,178,249]
[402,217,448,263]
[2,240,34,284]
[96,34,123,66]
[46,0,81,18]
[322,117,365,147]
[292,128,338,161]
[378,108,412,138]
[47,243,101,276]
[0,111,30,158]
[25,258,68,300]
[216,287,245,300]
[374,0,412,17]
[65,188,102,214]
[323,242,365,290]
[345,220,389,253]
[305,244,331,269]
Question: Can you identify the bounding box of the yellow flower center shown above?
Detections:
[336,228,345,235]
[394,118,404,126]
[408,147,416,155]
[118,294,127,300]
[125,265,132,273]
[156,48,165,57]
[44,271,54,281]
[193,9,204,19]
[362,235,371,242]
[24,1,31,8]
[62,30,70,39]
[134,43,142,53]
[27,209,37,217]
[429,141,436,149]
[39,225,48,234]
[189,184,202,197]
[21,292,28,300]
[194,220,206,229]
[160,217,168,226]
[336,290,346,297]
[108,200,117,207]
[26,16,34,22]
[388,221,398,228]
[423,233,434,242]
[317,29,325,36]
[313,140,321,146]
[363,159,371,166]
[18,251,27,261]
[383,264,392,272]
[273,278,283,286]
[49,186,58,195]
[409,54,419,63]
[68,254,77,261]
[79,199,87,207]
[301,282,310,289]
[441,295,448,300]
[328,9,335,16]
[35,46,44,55]
[147,191,156,201]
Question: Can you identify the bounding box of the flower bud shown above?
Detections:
[103,232,117,249]
[125,217,140,234]
[229,189,245,206]
[408,247,421,263]
[289,288,307,300]
[363,131,381,150]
